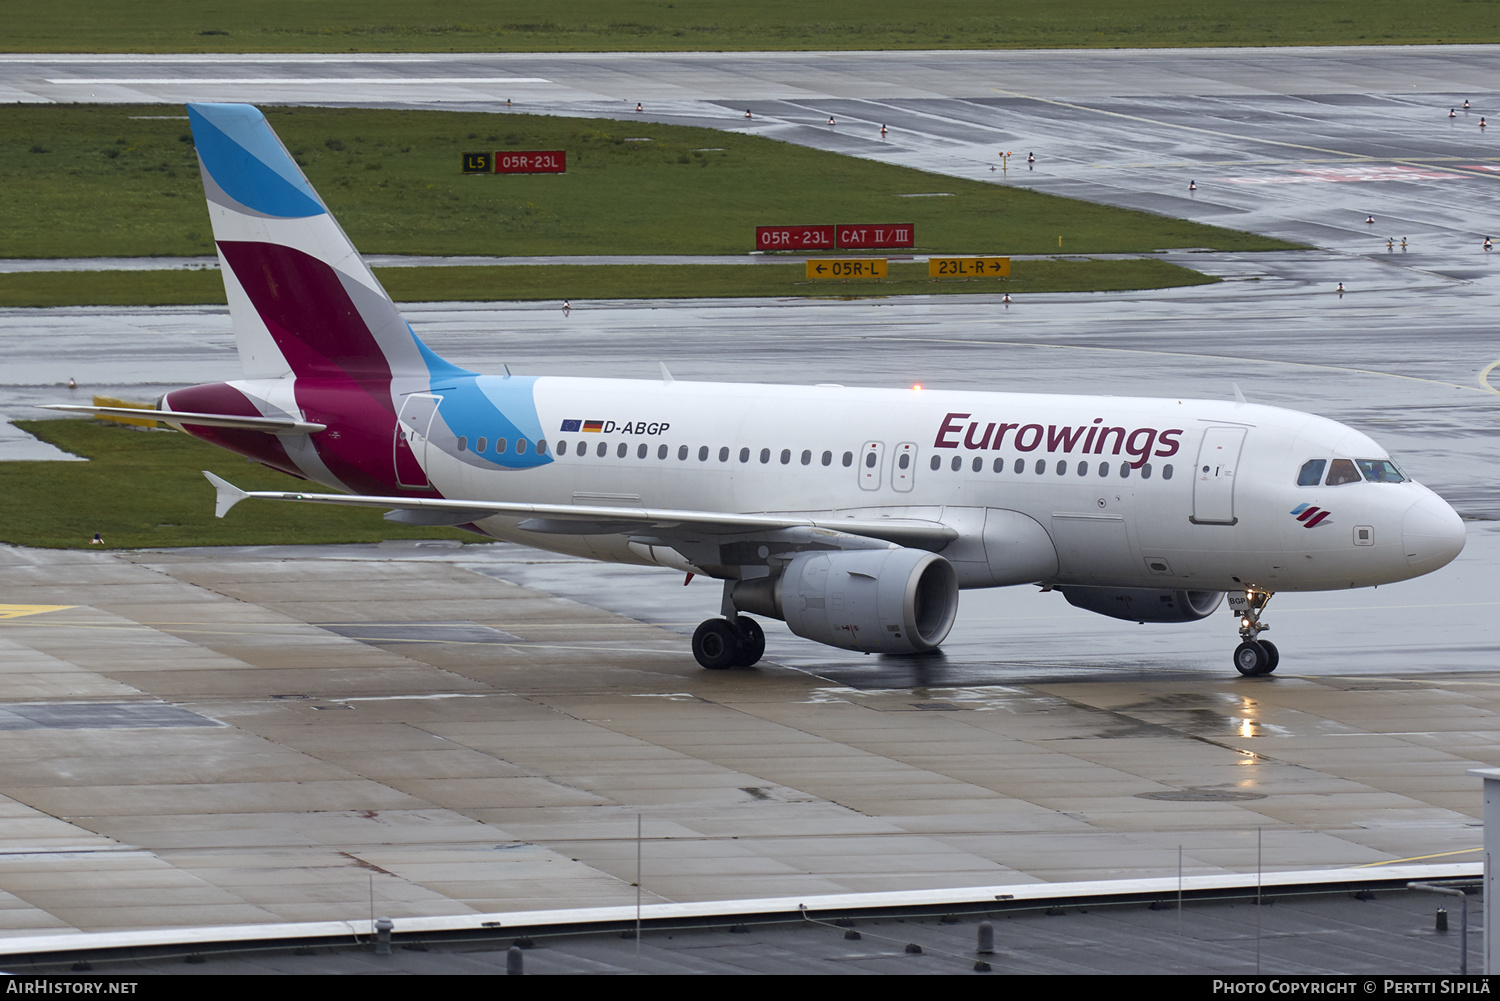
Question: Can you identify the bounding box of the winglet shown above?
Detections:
[660,362,675,385]
[202,471,249,519]
[1232,382,1248,405]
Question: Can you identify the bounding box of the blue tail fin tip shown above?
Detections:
[188,103,325,219]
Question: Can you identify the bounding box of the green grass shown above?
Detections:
[1,105,1298,261]
[5,0,1498,52]
[5,420,472,550]
[0,259,1216,307]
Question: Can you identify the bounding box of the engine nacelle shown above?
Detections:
[732,548,959,654]
[1056,586,1224,623]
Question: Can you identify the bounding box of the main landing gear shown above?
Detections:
[1232,589,1279,677]
[692,616,765,669]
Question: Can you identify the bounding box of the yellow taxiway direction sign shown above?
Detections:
[805,258,888,279]
[928,256,1011,278]
[0,605,76,620]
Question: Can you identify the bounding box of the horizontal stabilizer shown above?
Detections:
[201,476,959,550]
[202,471,250,519]
[39,405,325,435]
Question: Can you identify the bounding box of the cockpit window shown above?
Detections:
[1357,458,1406,483]
[1325,459,1362,485]
[1297,459,1326,486]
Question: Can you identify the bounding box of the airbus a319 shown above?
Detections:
[47,104,1466,676]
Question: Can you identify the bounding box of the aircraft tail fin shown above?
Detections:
[187,103,467,383]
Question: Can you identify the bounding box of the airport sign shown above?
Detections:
[805,259,888,279]
[460,151,493,174]
[928,256,1011,277]
[495,151,566,173]
[757,225,835,251]
[837,224,913,249]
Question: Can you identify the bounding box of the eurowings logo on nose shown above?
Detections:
[1291,503,1332,528]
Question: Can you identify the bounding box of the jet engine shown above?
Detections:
[732,548,959,654]
[1056,586,1224,623]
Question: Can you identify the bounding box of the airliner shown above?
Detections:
[47,104,1467,676]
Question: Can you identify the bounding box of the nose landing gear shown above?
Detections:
[1232,589,1278,676]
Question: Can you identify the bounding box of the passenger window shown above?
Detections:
[536,440,547,455]
[1035,460,1045,474]
[1013,458,1024,474]
[842,451,854,467]
[699,446,709,461]
[801,450,812,465]
[822,451,832,466]
[993,457,1005,473]
[952,456,962,471]
[1297,459,1326,486]
[478,437,488,453]
[637,443,648,459]
[516,439,528,455]
[974,457,984,473]
[1119,463,1130,478]
[496,438,508,454]
[865,452,876,468]
[1077,461,1088,476]
[617,442,628,458]
[719,446,730,462]
[596,441,607,457]
[761,448,771,464]
[1357,459,1405,483]
[740,447,750,463]
[1163,464,1173,480]
[457,436,468,452]
[898,453,911,470]
[659,444,668,459]
[1056,460,1066,475]
[555,440,566,455]
[930,455,941,471]
[781,449,791,465]
[1326,459,1361,485]
[1140,463,1151,479]
[679,445,689,460]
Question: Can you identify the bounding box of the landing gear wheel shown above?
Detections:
[732,617,765,667]
[1230,589,1278,676]
[1233,641,1274,677]
[693,619,741,670]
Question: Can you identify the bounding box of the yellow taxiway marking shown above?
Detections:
[1478,358,1500,395]
[1352,847,1482,868]
[0,604,76,620]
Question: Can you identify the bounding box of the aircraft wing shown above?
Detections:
[202,471,957,550]
[39,405,325,435]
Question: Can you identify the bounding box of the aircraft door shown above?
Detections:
[394,393,442,489]
[891,442,917,492]
[858,441,885,491]
[1192,426,1246,525]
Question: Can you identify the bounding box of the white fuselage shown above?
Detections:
[390,376,1461,594]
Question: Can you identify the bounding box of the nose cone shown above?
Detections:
[1402,493,1466,575]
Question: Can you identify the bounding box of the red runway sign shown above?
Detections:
[837,223,913,249]
[494,151,566,174]
[756,225,836,250]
